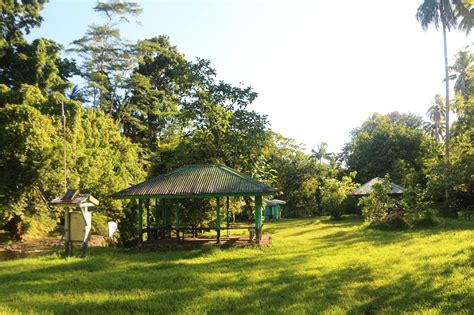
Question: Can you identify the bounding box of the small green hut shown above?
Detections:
[263,199,286,220]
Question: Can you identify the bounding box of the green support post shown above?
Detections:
[162,199,166,238]
[176,207,180,243]
[216,197,221,244]
[146,199,150,241]
[255,195,262,244]
[165,200,171,238]
[154,199,159,240]
[138,199,143,245]
[226,196,230,237]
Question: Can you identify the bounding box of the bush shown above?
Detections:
[22,211,58,241]
[340,195,360,216]
[411,213,438,228]
[375,207,408,230]
[320,173,358,220]
[92,213,110,237]
[118,204,139,247]
[359,177,397,225]
[402,185,435,227]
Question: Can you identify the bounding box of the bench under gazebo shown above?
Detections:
[112,164,276,245]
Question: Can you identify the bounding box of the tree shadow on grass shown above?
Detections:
[431,218,474,231]
[311,217,474,252]
[320,217,362,226]
[0,246,373,313]
[264,218,321,232]
[314,228,411,246]
[281,219,361,239]
[0,254,468,314]
[5,254,470,314]
[352,271,473,314]
[1,217,473,314]
[273,217,317,225]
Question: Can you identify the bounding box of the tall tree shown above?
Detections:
[416,0,458,207]
[341,112,437,187]
[122,36,190,152]
[69,0,142,114]
[0,0,76,99]
[178,59,264,169]
[0,0,47,44]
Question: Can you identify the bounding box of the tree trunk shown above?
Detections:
[442,22,450,213]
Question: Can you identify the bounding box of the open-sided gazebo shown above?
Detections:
[112,164,276,245]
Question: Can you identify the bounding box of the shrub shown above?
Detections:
[92,213,110,237]
[372,207,408,230]
[402,185,436,227]
[22,210,57,241]
[321,173,358,220]
[411,212,438,228]
[358,176,397,225]
[118,204,139,247]
[340,195,360,216]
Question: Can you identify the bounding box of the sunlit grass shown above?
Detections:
[0,217,472,314]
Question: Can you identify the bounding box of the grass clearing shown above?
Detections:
[0,217,473,314]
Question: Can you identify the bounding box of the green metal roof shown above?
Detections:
[112,164,276,199]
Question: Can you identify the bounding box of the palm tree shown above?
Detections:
[416,0,458,207]
[424,94,446,140]
[450,48,473,136]
[454,0,473,35]
[311,142,328,165]
[450,49,473,105]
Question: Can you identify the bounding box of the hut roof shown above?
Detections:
[51,189,99,207]
[351,177,405,196]
[112,164,276,199]
[264,199,286,206]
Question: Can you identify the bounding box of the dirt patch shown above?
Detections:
[0,234,108,260]
[0,234,269,259]
[142,234,271,249]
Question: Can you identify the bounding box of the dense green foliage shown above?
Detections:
[402,185,436,227]
[1,217,473,313]
[266,134,320,216]
[320,173,358,220]
[341,112,438,187]
[0,89,145,238]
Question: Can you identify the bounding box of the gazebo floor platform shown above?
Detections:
[141,234,271,249]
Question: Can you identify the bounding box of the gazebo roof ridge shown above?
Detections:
[351,177,405,196]
[212,164,272,189]
[112,163,276,199]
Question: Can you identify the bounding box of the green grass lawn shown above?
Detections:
[1,217,473,314]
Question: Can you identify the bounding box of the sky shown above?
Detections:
[28,0,472,153]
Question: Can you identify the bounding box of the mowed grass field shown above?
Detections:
[0,217,473,314]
